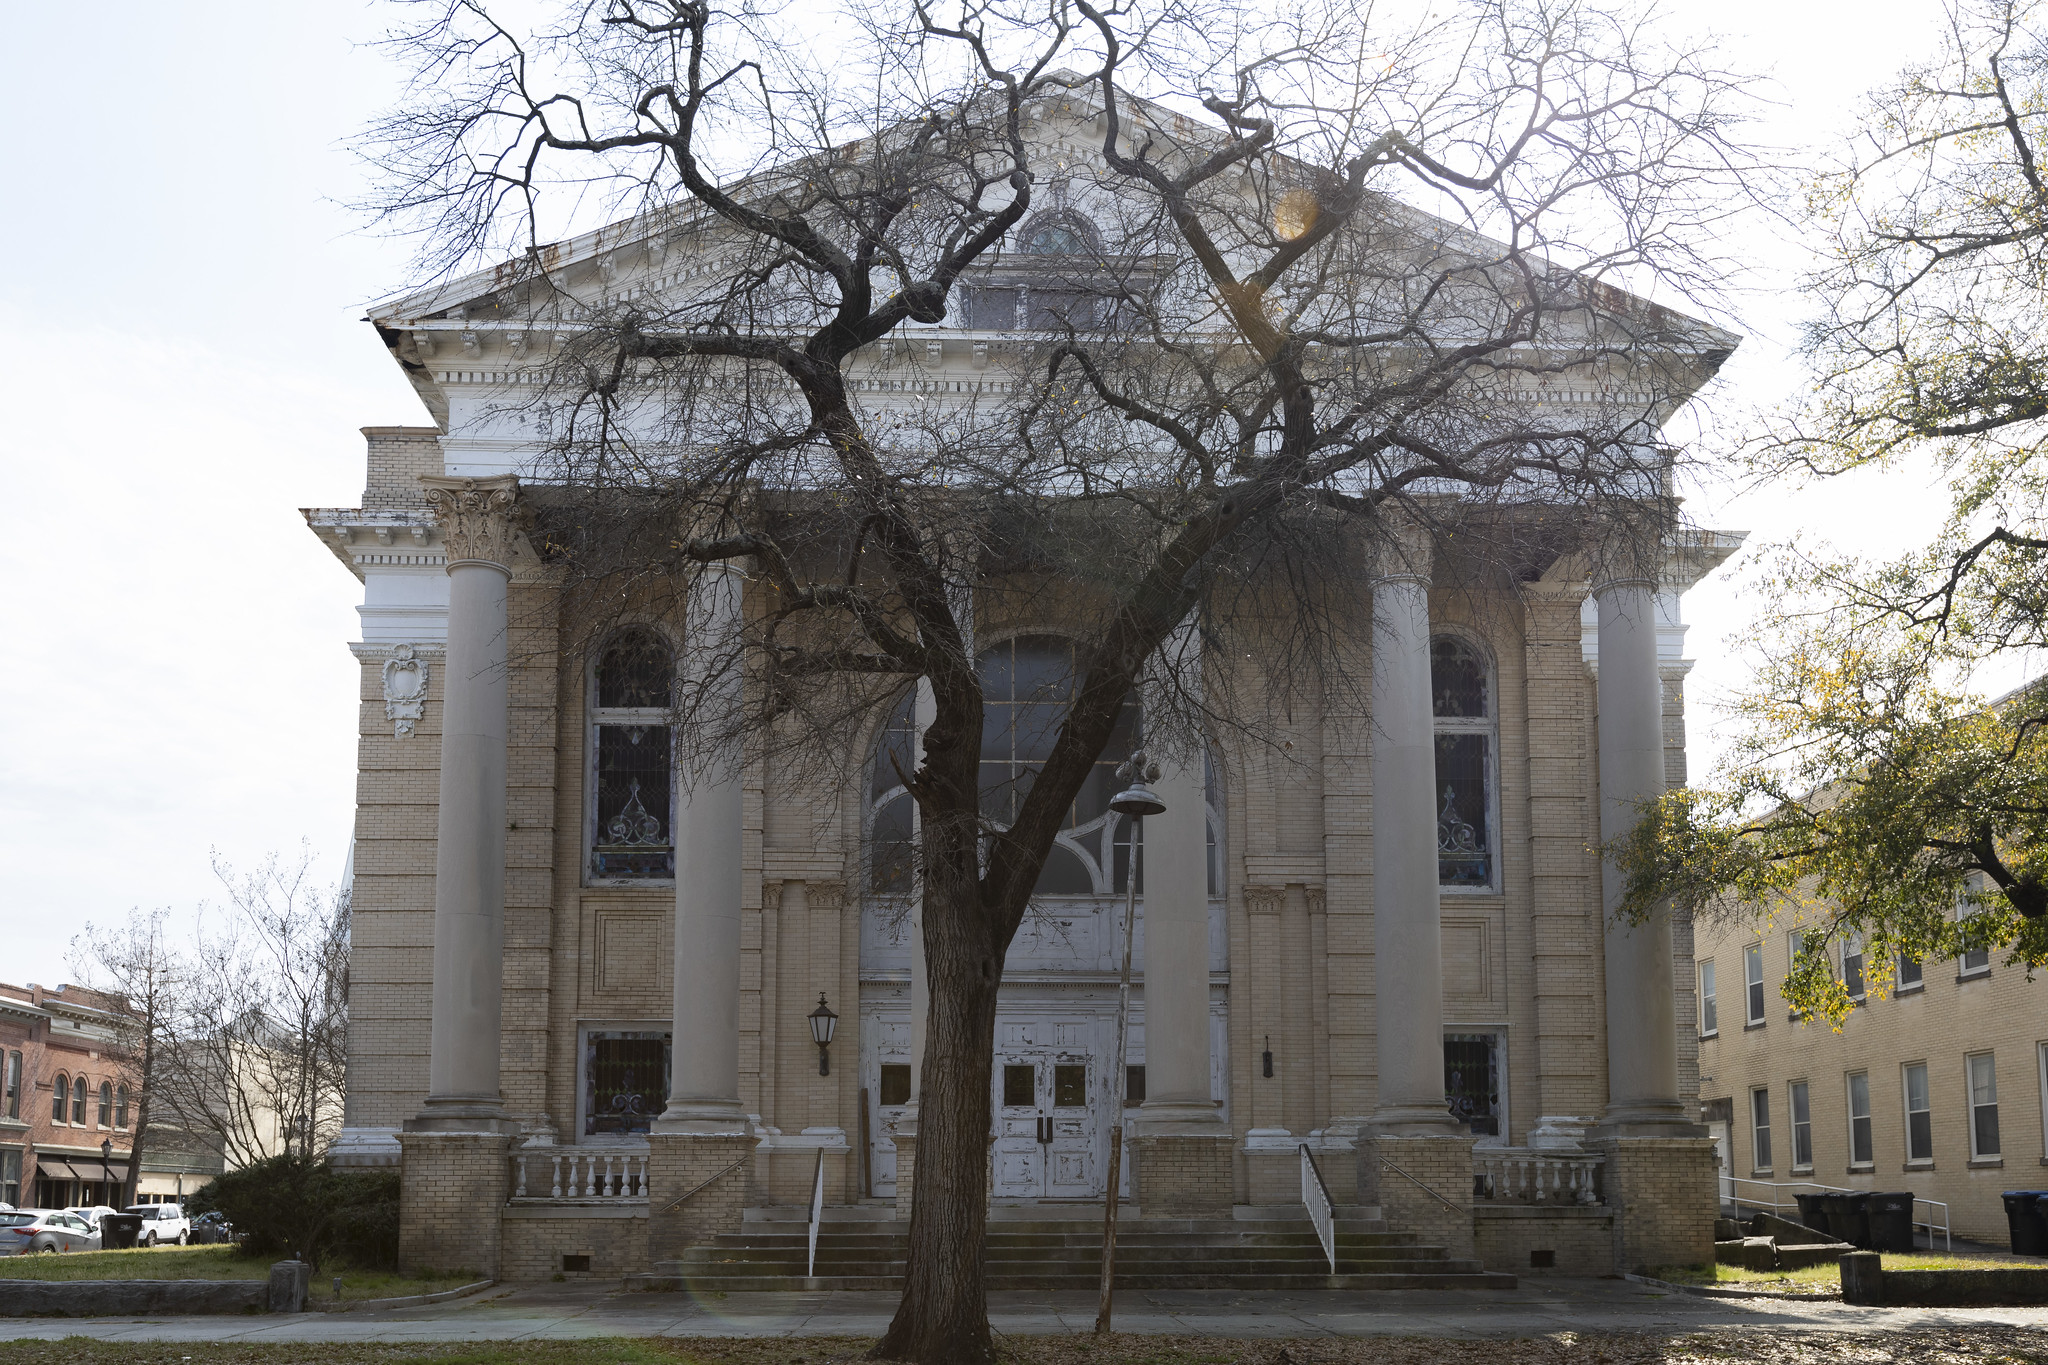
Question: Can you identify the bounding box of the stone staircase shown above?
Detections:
[627,1204,1516,1292]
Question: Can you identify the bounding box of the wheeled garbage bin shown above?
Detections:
[1835,1192,1872,1248]
[2003,1191,2048,1255]
[99,1213,143,1250]
[1794,1192,1832,1239]
[1867,1192,1915,1252]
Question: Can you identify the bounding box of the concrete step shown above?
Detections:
[626,1268,1516,1293]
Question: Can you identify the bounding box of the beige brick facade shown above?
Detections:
[397,1133,513,1276]
[1591,1135,1718,1273]
[1360,1134,1477,1259]
[1131,1133,1235,1217]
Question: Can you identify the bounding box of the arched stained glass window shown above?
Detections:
[589,627,676,882]
[52,1073,67,1124]
[1432,636,1496,888]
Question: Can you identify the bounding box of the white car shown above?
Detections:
[124,1203,190,1246]
[61,1205,121,1234]
[2,1210,100,1254]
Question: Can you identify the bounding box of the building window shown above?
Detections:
[1904,1062,1933,1162]
[581,1030,672,1137]
[1699,958,1718,1036]
[51,1073,68,1124]
[115,1085,129,1129]
[4,1051,18,1119]
[1789,1081,1813,1170]
[1968,1052,2001,1158]
[2040,1043,2048,1162]
[879,1064,912,1107]
[0,1149,17,1207]
[97,1082,111,1128]
[588,628,676,883]
[1847,1071,1873,1166]
[1841,932,1865,1000]
[1898,953,1923,990]
[1744,944,1765,1025]
[1750,1087,1772,1171]
[71,1076,86,1125]
[1444,1032,1503,1137]
[1431,636,1495,889]
[1958,880,1992,975]
[867,690,919,895]
[1124,1065,1146,1107]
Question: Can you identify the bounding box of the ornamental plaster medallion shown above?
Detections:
[382,645,429,737]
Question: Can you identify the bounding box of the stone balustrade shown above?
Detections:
[511,1146,650,1202]
[1475,1148,1604,1206]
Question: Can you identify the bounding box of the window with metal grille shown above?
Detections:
[1431,636,1495,888]
[1968,1053,2000,1158]
[581,1030,671,1136]
[1904,1062,1933,1162]
[588,628,675,882]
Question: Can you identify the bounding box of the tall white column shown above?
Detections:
[1366,546,1454,1134]
[1593,576,1690,1134]
[410,474,521,1132]
[656,563,749,1134]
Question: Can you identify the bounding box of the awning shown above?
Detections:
[34,1161,80,1181]
[32,1160,127,1182]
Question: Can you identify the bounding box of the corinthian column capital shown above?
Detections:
[420,474,522,570]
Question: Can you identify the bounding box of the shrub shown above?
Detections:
[189,1155,399,1271]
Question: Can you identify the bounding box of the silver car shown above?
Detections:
[1,1210,101,1254]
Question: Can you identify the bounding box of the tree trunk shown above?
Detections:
[872,864,1004,1361]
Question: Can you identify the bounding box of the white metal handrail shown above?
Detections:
[512,1148,648,1201]
[1720,1173,1950,1252]
[1300,1144,1337,1273]
[806,1148,827,1278]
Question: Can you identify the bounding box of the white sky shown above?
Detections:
[0,0,1953,986]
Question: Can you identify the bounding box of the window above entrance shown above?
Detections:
[588,628,677,883]
[1432,635,1497,889]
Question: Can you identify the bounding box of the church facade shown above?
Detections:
[311,135,1740,1281]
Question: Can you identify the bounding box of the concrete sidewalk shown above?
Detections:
[6,1279,2048,1342]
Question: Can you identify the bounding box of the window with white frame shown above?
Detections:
[588,628,676,883]
[1750,1087,1773,1170]
[1903,1062,1933,1162]
[1841,931,1866,1000]
[1968,1052,2001,1158]
[49,1071,65,1124]
[1699,958,1718,1036]
[1898,951,1924,990]
[1958,883,1992,975]
[1431,636,1496,889]
[1847,1071,1873,1166]
[1789,1080,1813,1170]
[1744,944,1765,1025]
[4,1051,18,1119]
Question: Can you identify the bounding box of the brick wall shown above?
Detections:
[645,1133,756,1262]
[1590,1135,1718,1273]
[1359,1133,1476,1258]
[362,427,442,510]
[499,1209,649,1280]
[1132,1133,1233,1217]
[1474,1206,1614,1275]
[398,1133,513,1276]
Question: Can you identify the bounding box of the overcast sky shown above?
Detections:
[0,0,1956,986]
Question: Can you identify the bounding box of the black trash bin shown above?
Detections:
[99,1213,143,1250]
[1819,1193,1850,1244]
[1867,1192,1915,1252]
[1794,1192,1832,1239]
[2004,1191,2048,1255]
[1835,1192,1873,1248]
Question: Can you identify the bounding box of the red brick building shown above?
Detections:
[0,982,136,1209]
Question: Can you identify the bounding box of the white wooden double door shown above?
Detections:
[988,1012,1131,1201]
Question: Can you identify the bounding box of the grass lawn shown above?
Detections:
[8,1330,2048,1365]
[1654,1251,2024,1295]
[0,1244,480,1306]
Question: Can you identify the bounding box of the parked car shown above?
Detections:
[123,1203,191,1246]
[188,1211,234,1245]
[61,1205,121,1234]
[2,1210,101,1254]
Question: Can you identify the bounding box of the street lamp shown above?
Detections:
[1099,749,1164,1336]
[809,995,838,1076]
[100,1138,112,1199]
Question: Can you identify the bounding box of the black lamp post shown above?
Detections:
[100,1138,112,1200]
[809,995,838,1076]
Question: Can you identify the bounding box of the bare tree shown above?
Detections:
[365,0,1756,1357]
[71,909,182,1210]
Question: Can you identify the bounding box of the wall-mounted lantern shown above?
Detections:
[809,995,838,1076]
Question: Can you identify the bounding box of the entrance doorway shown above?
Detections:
[991,1054,1098,1198]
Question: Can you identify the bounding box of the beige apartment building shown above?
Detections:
[1696,908,2048,1247]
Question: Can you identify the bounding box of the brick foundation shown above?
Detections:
[1131,1132,1234,1217]
[892,1130,917,1220]
[1474,1205,1615,1275]
[1589,1135,1718,1274]
[398,1132,514,1277]
[499,1208,649,1280]
[1359,1133,1475,1258]
[646,1133,756,1262]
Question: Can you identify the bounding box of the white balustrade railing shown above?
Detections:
[1474,1149,1604,1206]
[511,1146,650,1202]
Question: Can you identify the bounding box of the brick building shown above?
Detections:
[310,93,1741,1281]
[1697,897,2048,1246]
[0,983,136,1209]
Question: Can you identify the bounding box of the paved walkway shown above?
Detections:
[6,1279,2048,1342]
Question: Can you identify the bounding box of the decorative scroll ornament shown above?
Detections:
[604,780,665,848]
[1437,785,1489,886]
[382,645,429,737]
[419,474,522,567]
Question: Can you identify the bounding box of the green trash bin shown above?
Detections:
[1867,1192,1915,1252]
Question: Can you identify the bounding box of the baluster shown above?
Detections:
[578,1155,593,1198]
[514,1154,528,1198]
[550,1153,563,1199]
[636,1155,648,1198]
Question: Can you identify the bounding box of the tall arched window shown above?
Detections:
[51,1073,67,1124]
[1432,635,1496,888]
[71,1075,87,1125]
[115,1085,130,1129]
[866,636,1221,898]
[98,1082,112,1127]
[588,627,676,882]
